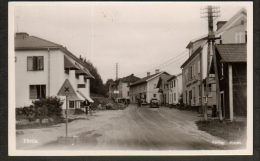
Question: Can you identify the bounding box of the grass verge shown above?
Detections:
[196,119,246,143]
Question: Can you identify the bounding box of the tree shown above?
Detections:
[79,56,107,96]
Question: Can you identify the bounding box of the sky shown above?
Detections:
[11,2,249,82]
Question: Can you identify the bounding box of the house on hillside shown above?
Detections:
[15,32,94,114]
[129,70,170,104]
[210,44,247,120]
[167,73,183,105]
[109,74,140,103]
[181,8,247,112]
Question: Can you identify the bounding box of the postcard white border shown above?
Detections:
[8,1,253,156]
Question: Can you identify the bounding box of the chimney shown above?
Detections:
[147,72,150,76]
[15,32,29,39]
[216,21,227,31]
[155,69,160,74]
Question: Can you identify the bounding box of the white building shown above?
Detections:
[167,73,182,105]
[129,70,170,104]
[181,8,247,110]
[15,32,94,112]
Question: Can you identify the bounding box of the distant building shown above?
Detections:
[15,32,94,113]
[181,36,214,110]
[166,73,183,105]
[129,70,170,104]
[109,74,140,102]
[155,74,172,105]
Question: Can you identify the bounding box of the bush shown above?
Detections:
[16,97,63,123]
[32,97,63,118]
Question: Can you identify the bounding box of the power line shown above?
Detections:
[135,50,188,76]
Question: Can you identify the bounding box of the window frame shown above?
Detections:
[29,84,46,99]
[27,56,44,71]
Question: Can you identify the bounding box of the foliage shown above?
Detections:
[79,55,107,96]
[16,97,63,122]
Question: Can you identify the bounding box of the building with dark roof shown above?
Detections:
[210,43,247,120]
[15,32,94,113]
[181,8,247,113]
[129,70,170,104]
[108,74,140,102]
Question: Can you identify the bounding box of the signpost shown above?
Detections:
[57,79,78,137]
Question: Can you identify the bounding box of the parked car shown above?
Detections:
[150,98,159,108]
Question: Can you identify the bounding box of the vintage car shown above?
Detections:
[150,98,159,108]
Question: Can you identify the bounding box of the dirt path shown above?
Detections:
[17,104,228,150]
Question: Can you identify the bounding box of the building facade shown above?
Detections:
[109,74,140,102]
[212,44,247,120]
[15,32,94,113]
[129,70,170,104]
[181,8,247,111]
[167,73,183,105]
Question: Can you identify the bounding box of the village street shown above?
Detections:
[16,105,229,150]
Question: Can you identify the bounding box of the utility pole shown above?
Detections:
[116,63,118,80]
[201,5,221,120]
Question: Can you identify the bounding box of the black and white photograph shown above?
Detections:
[8,1,253,156]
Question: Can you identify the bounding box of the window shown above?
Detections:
[127,91,129,96]
[189,66,193,80]
[221,63,224,78]
[235,32,245,43]
[77,84,86,88]
[29,85,46,99]
[153,94,156,97]
[69,101,75,108]
[208,84,212,92]
[197,60,200,74]
[27,56,44,71]
[173,80,176,87]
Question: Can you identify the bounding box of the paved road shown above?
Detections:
[17,104,226,150]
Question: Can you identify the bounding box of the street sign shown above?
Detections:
[57,79,77,137]
[58,79,77,98]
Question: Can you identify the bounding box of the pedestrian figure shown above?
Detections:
[84,100,90,115]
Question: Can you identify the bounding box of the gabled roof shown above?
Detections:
[167,75,177,82]
[129,72,169,87]
[186,35,207,49]
[15,32,94,79]
[120,74,140,83]
[129,73,158,86]
[216,44,247,62]
[180,46,202,68]
[215,8,247,36]
[64,56,79,70]
[15,33,61,50]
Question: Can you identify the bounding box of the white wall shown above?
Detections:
[16,50,48,107]
[15,49,91,109]
[146,76,160,103]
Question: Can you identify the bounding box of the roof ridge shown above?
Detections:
[30,35,63,47]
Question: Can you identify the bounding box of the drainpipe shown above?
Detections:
[48,48,50,97]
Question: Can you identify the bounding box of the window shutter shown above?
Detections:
[38,56,44,70]
[27,57,33,71]
[29,85,37,99]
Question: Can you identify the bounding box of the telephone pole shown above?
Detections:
[201,5,221,120]
[116,63,118,80]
